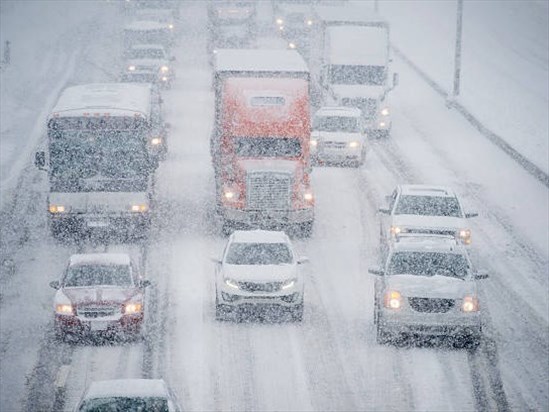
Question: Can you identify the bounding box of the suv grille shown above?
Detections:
[78,307,117,318]
[247,172,292,210]
[408,298,455,313]
[238,281,283,293]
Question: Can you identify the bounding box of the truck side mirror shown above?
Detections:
[49,280,60,289]
[393,73,399,88]
[35,151,46,170]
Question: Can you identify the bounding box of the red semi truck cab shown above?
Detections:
[212,49,314,236]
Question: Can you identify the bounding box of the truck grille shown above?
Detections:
[238,281,283,293]
[247,172,292,210]
[78,307,117,318]
[408,298,455,313]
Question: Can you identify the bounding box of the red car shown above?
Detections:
[49,253,151,341]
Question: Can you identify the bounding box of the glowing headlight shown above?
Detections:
[306,19,313,26]
[459,229,472,245]
[288,42,296,49]
[128,65,136,71]
[151,137,162,146]
[130,204,149,213]
[384,290,402,309]
[390,225,402,236]
[348,141,360,149]
[279,25,285,31]
[161,76,168,82]
[223,189,238,202]
[310,139,318,147]
[56,304,73,314]
[49,204,67,213]
[461,296,479,312]
[379,122,386,127]
[160,66,169,73]
[168,23,174,30]
[276,18,283,25]
[381,107,390,116]
[281,278,297,290]
[124,302,143,314]
[303,191,314,202]
[225,278,239,289]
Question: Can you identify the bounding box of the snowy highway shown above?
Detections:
[1,1,547,411]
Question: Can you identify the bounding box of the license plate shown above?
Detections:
[87,220,109,228]
[89,321,110,331]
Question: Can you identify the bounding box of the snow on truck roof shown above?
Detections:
[69,253,131,267]
[50,83,152,118]
[83,379,169,400]
[214,49,309,75]
[315,5,388,27]
[327,26,388,65]
[230,230,291,244]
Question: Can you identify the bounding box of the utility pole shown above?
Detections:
[452,0,463,97]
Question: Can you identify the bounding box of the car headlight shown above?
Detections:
[128,65,136,71]
[348,141,360,149]
[384,290,402,309]
[459,229,471,245]
[310,139,318,147]
[306,19,313,26]
[56,304,73,314]
[223,186,239,202]
[390,225,402,236]
[124,302,143,314]
[151,137,162,146]
[129,203,149,213]
[461,296,479,312]
[276,18,283,25]
[381,107,390,116]
[168,23,174,30]
[225,278,239,289]
[303,190,314,202]
[160,66,169,73]
[281,278,297,290]
[288,42,296,49]
[49,204,68,214]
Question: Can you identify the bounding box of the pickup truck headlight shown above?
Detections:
[49,204,68,214]
[124,302,143,314]
[461,296,479,312]
[225,278,239,289]
[129,203,149,213]
[127,65,136,71]
[459,229,471,245]
[168,23,174,30]
[281,278,297,290]
[384,290,402,309]
[56,304,73,314]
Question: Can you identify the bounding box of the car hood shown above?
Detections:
[392,214,466,230]
[331,85,384,100]
[237,158,300,175]
[311,130,364,143]
[60,287,139,306]
[222,264,297,283]
[386,275,475,299]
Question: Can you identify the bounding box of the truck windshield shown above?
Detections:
[234,137,302,158]
[313,116,359,132]
[330,65,386,86]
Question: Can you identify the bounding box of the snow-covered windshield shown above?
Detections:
[64,265,133,287]
[225,242,293,265]
[78,396,168,412]
[395,195,462,217]
[313,116,359,132]
[129,48,165,59]
[388,252,469,279]
[234,137,302,158]
[330,65,386,86]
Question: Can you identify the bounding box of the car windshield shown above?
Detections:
[388,252,470,279]
[313,116,359,132]
[394,195,462,217]
[64,264,133,287]
[78,396,168,412]
[225,242,293,265]
[234,137,302,158]
[129,48,165,59]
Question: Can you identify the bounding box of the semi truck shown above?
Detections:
[211,49,315,236]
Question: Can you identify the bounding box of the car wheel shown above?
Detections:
[290,303,303,322]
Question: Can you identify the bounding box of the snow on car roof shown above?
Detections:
[399,184,456,197]
[215,49,309,74]
[84,379,168,400]
[50,83,152,119]
[315,106,362,117]
[230,230,291,244]
[69,253,131,267]
[125,20,168,31]
[327,26,387,66]
[392,234,463,253]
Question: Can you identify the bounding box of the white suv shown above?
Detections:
[369,234,488,348]
[311,106,367,167]
[213,230,308,321]
[379,185,478,247]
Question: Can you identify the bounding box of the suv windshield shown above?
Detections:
[313,116,359,133]
[388,252,469,279]
[79,396,168,412]
[129,48,165,59]
[395,195,462,217]
[225,242,293,265]
[64,264,133,287]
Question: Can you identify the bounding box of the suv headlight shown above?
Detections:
[459,229,471,245]
[461,296,479,312]
[49,204,69,214]
[129,203,149,213]
[56,304,73,314]
[384,290,402,309]
[223,185,239,202]
[310,139,318,147]
[390,225,402,236]
[124,302,143,314]
[151,137,162,146]
[128,65,136,71]
[160,65,169,73]
[348,141,360,149]
[276,18,284,25]
[225,278,239,289]
[381,107,390,116]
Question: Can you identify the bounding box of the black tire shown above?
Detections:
[290,304,303,322]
